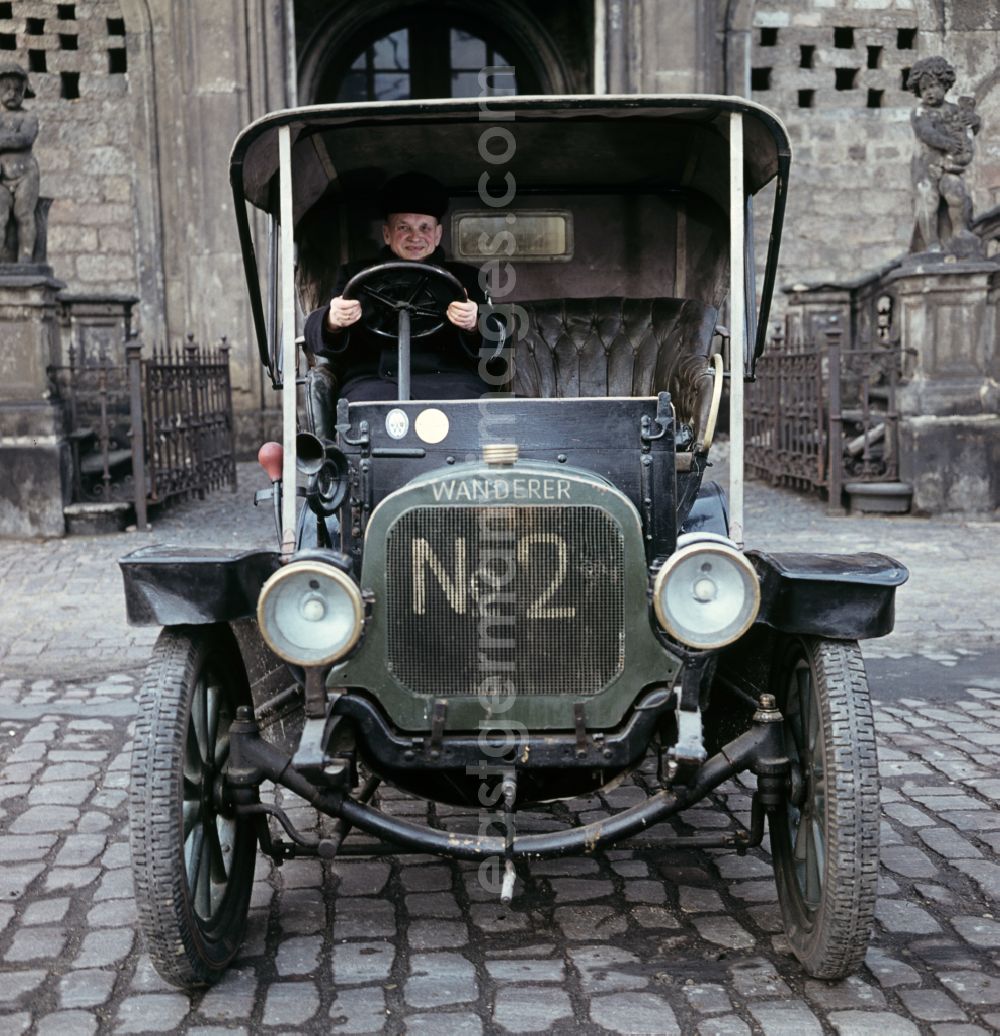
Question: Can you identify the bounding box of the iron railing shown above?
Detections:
[746,324,908,509]
[48,335,236,528]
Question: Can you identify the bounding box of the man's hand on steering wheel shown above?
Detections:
[447,297,478,332]
[325,296,362,331]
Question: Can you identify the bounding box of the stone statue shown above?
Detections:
[0,63,39,264]
[907,56,982,258]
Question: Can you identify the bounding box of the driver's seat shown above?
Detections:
[511,297,720,446]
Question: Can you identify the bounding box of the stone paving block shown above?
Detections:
[492,987,573,1033]
[554,904,627,940]
[469,904,529,932]
[399,864,453,892]
[0,862,44,900]
[278,888,327,935]
[897,988,967,1021]
[72,927,134,968]
[22,896,70,925]
[691,915,755,950]
[917,827,983,859]
[4,925,66,962]
[939,971,1000,1005]
[880,844,939,878]
[0,1012,29,1034]
[275,934,322,976]
[53,834,107,868]
[36,1010,97,1036]
[484,958,565,983]
[712,853,773,879]
[27,780,94,806]
[679,886,726,912]
[828,1011,920,1035]
[749,1001,824,1035]
[804,975,887,1009]
[197,968,257,1021]
[0,904,12,935]
[697,1016,750,1036]
[875,898,942,934]
[0,834,57,861]
[44,866,100,891]
[87,898,137,928]
[590,991,680,1034]
[406,891,462,918]
[942,811,1000,831]
[58,969,117,1009]
[624,879,669,904]
[630,905,682,929]
[332,940,395,985]
[406,919,469,950]
[569,944,647,994]
[684,982,732,1014]
[115,993,191,1033]
[951,915,1000,947]
[0,969,46,1006]
[546,877,614,902]
[405,952,477,1008]
[950,860,1000,898]
[728,958,792,998]
[331,860,390,896]
[260,982,320,1026]
[329,986,389,1033]
[404,1011,481,1036]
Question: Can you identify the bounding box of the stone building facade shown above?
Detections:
[12,0,1000,448]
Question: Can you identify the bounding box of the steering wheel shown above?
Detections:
[342,261,467,340]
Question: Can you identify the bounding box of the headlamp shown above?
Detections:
[257,560,363,666]
[653,534,760,649]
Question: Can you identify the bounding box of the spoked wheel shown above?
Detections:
[129,626,257,988]
[769,635,880,979]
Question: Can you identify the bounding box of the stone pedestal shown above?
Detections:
[0,268,70,538]
[887,259,1000,513]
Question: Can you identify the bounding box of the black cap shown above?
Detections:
[379,172,448,220]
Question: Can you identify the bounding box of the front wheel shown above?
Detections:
[769,636,880,979]
[129,626,257,988]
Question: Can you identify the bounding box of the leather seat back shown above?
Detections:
[511,297,720,442]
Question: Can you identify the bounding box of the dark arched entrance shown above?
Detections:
[298,0,571,104]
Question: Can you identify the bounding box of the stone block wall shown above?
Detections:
[747,0,1000,292]
[6,0,140,303]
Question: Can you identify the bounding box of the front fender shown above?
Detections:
[747,550,908,640]
[119,547,280,626]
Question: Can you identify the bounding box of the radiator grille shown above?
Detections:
[385,506,625,697]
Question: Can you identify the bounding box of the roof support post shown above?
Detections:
[728,109,746,548]
[278,124,298,556]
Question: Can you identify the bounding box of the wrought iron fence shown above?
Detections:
[746,324,908,508]
[48,335,236,528]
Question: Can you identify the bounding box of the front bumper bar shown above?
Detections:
[227,702,787,861]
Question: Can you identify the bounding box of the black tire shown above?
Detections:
[769,635,880,979]
[129,625,257,989]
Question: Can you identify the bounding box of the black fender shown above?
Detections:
[747,550,908,640]
[119,547,280,626]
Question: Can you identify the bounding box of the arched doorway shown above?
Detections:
[298,0,570,104]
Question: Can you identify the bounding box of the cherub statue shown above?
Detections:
[907,56,981,256]
[0,63,39,264]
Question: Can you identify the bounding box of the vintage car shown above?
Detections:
[120,93,907,989]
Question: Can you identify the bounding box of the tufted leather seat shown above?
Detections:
[511,297,721,447]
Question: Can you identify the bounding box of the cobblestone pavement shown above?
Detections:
[1,464,999,1034]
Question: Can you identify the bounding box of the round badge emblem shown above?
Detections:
[385,408,409,440]
[414,408,450,444]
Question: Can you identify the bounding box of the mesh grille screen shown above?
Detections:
[385,506,625,697]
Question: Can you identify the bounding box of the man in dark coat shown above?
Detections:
[303,173,492,433]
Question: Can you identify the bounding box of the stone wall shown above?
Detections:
[9,0,140,306]
[746,0,1000,292]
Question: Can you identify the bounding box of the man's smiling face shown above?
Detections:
[383,212,443,261]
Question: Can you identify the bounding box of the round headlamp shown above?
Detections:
[652,535,760,649]
[257,560,363,666]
